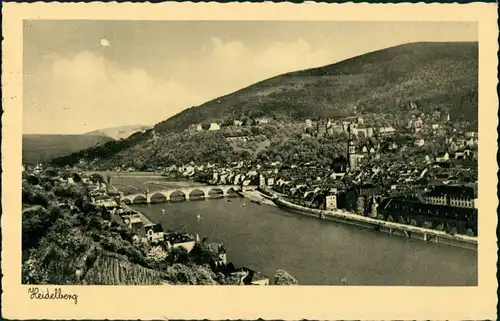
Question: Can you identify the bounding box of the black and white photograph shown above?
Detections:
[21,19,481,286]
[2,2,498,320]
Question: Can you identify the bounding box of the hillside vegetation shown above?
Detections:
[23,134,114,165]
[22,171,298,285]
[156,42,477,132]
[50,42,478,169]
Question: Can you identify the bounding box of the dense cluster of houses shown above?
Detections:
[152,110,478,221]
[305,116,394,139]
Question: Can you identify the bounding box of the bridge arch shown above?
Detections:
[170,190,186,202]
[226,187,239,197]
[208,187,224,198]
[189,189,206,200]
[132,195,147,204]
[150,193,167,203]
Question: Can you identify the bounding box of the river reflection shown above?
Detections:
[132,197,477,286]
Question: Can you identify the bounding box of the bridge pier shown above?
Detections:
[424,233,436,242]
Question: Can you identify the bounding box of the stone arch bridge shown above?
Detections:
[121,185,242,204]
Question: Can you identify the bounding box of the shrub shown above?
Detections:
[273,269,299,285]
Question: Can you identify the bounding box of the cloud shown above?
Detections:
[25,37,333,134]
[100,38,111,47]
[24,51,203,134]
[168,37,333,99]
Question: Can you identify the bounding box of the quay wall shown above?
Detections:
[273,197,478,249]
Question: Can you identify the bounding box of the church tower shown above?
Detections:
[348,138,357,172]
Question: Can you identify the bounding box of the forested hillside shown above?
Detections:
[49,42,478,169]
[155,42,477,132]
[22,171,297,285]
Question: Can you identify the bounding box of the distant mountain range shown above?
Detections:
[49,42,478,168]
[85,125,152,140]
[23,125,151,165]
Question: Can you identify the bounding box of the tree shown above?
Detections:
[26,175,40,185]
[273,269,299,285]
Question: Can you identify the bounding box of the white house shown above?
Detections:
[465,131,477,138]
[325,194,337,210]
[436,152,450,162]
[256,117,270,124]
[379,126,396,135]
[209,123,221,131]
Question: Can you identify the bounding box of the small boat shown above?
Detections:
[227,199,232,202]
[242,203,246,207]
[196,214,201,220]
[161,209,166,214]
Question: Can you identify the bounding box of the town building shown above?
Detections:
[348,122,374,137]
[189,124,203,132]
[317,121,328,137]
[144,223,165,244]
[325,188,338,210]
[233,267,270,285]
[209,123,221,131]
[165,232,196,252]
[208,243,227,269]
[256,117,270,124]
[379,126,396,136]
[465,131,477,138]
[347,139,358,171]
[121,213,144,231]
[378,197,477,236]
[423,184,476,209]
[331,122,343,134]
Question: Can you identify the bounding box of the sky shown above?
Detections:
[23,21,477,134]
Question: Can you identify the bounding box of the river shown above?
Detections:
[132,197,477,286]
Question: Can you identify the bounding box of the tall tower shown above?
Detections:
[348,138,357,172]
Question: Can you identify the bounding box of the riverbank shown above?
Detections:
[120,203,153,225]
[273,197,478,251]
[238,190,276,207]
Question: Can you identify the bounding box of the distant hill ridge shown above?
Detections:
[22,134,114,165]
[85,125,152,140]
[23,125,151,165]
